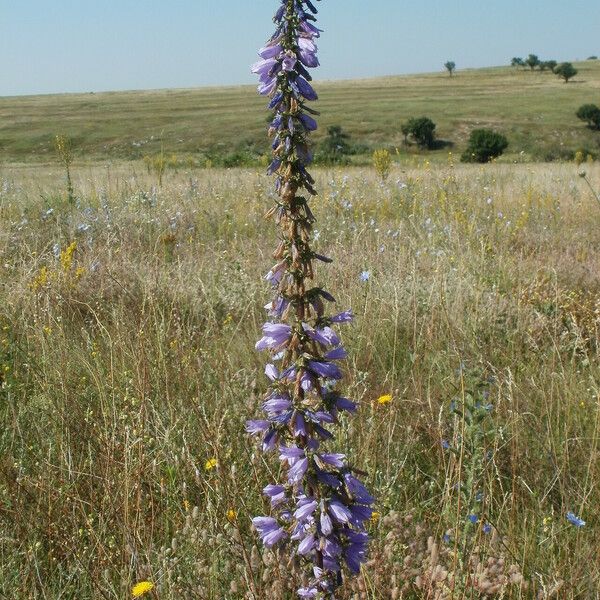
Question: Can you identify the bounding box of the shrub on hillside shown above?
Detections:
[461,129,508,163]
[316,125,354,165]
[576,104,600,130]
[402,117,437,149]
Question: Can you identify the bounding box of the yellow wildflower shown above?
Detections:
[226,509,237,522]
[132,581,154,597]
[370,511,380,524]
[60,241,77,272]
[204,458,218,471]
[377,394,392,405]
[31,266,49,290]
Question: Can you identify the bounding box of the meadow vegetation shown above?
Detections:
[0,159,599,598]
[1,60,599,166]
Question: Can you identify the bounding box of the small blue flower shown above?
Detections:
[441,439,450,450]
[566,512,585,527]
[359,271,371,282]
[468,514,478,524]
[442,533,452,544]
[483,523,492,534]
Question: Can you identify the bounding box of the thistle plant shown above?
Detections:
[247,1,374,597]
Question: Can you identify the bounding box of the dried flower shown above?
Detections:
[248,1,373,596]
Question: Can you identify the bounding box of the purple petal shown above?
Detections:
[288,457,309,484]
[246,420,269,435]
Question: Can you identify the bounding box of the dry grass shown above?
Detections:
[0,160,599,598]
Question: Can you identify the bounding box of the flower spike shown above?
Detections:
[248,1,373,597]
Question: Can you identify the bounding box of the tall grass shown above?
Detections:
[0,161,598,598]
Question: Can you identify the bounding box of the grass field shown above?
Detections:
[1,159,599,598]
[1,61,600,164]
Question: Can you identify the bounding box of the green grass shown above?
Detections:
[1,61,600,164]
[0,161,599,598]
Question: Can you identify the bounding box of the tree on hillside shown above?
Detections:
[444,61,456,77]
[403,117,437,149]
[576,104,600,130]
[588,56,598,60]
[461,129,508,163]
[525,54,540,70]
[539,60,557,73]
[511,57,525,68]
[554,62,578,82]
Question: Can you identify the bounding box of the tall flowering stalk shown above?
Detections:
[247,1,373,597]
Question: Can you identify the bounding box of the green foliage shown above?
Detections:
[316,125,353,165]
[444,61,456,76]
[555,62,578,82]
[511,57,524,67]
[525,53,540,70]
[576,104,600,130]
[539,60,557,72]
[402,116,437,149]
[461,129,508,163]
[372,149,392,181]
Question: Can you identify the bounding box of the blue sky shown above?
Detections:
[1,0,599,96]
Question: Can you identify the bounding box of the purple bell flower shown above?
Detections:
[249,1,373,593]
[252,517,287,547]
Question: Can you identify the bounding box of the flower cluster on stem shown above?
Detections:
[247,1,374,597]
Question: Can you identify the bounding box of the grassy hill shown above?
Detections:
[1,61,599,164]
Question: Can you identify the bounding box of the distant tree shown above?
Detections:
[461,129,508,163]
[588,56,598,60]
[525,54,540,70]
[403,117,437,149]
[539,60,557,72]
[511,57,525,68]
[576,104,600,130]
[554,62,578,82]
[444,61,456,77]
